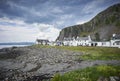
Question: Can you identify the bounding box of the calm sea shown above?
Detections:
[0,42,34,49]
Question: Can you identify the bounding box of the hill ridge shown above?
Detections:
[57,3,120,41]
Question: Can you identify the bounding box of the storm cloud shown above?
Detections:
[0,0,120,42]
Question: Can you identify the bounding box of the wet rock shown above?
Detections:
[22,63,37,72]
[0,46,120,81]
[97,76,120,81]
[110,76,120,81]
[97,76,105,81]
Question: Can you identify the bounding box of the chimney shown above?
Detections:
[112,34,116,37]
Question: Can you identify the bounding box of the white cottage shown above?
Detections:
[63,36,92,46]
[110,34,120,48]
[76,35,92,46]
[48,41,56,46]
[63,37,76,46]
[36,39,49,45]
[91,41,111,47]
[90,34,120,48]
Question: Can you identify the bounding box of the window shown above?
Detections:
[116,41,120,45]
[113,43,115,45]
[102,42,106,45]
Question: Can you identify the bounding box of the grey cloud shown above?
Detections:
[0,0,120,29]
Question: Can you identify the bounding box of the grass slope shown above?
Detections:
[32,45,120,60]
[51,65,120,81]
[55,46,120,60]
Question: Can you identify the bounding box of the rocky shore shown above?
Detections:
[0,46,120,81]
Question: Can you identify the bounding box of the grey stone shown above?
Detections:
[0,46,120,81]
[110,76,120,81]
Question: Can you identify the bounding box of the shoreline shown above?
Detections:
[0,46,120,81]
[0,43,35,49]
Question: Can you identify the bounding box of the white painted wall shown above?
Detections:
[110,39,120,48]
[38,35,120,48]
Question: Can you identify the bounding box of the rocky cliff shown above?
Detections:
[57,3,120,41]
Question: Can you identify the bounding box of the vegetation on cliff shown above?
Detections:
[57,3,120,41]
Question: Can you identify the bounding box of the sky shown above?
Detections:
[0,0,120,42]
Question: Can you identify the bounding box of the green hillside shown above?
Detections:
[57,3,120,41]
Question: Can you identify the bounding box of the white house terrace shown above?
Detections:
[36,34,120,48]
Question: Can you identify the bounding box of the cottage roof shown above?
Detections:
[112,34,120,40]
[63,37,75,41]
[36,39,49,42]
[76,37,89,40]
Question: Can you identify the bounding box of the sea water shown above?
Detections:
[0,45,29,49]
[0,42,34,49]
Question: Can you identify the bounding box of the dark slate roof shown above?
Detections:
[112,34,120,40]
[63,36,90,41]
[76,37,89,40]
[63,37,75,41]
[36,39,49,42]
